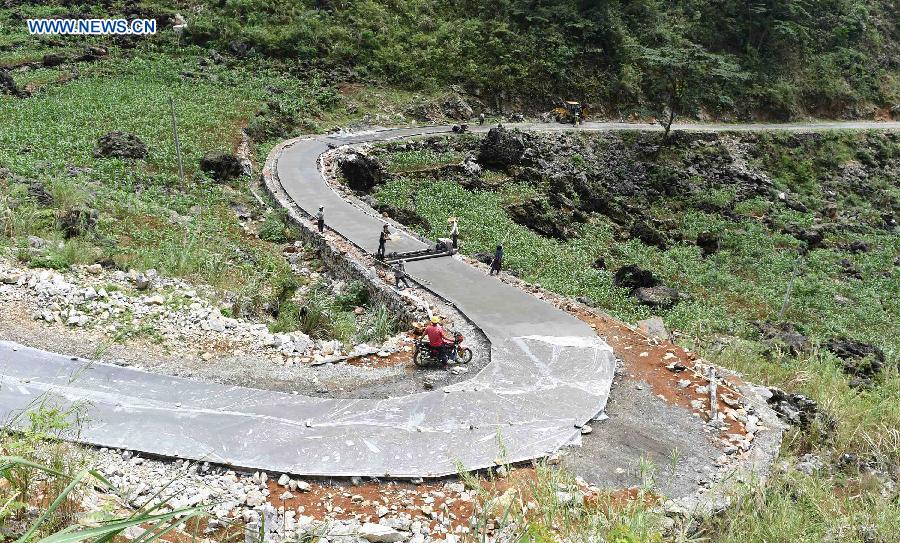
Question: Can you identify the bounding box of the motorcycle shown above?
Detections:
[413,332,472,367]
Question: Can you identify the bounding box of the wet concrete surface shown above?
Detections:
[561,378,720,498]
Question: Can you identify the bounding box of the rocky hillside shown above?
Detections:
[360,128,899,394]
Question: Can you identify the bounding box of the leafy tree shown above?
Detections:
[636,34,747,140]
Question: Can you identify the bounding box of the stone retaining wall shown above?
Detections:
[261,138,419,328]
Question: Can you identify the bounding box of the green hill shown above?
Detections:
[175,0,899,119]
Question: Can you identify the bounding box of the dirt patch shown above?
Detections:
[567,307,746,438]
[345,343,412,368]
[259,466,623,536]
[459,252,752,441]
[264,478,475,534]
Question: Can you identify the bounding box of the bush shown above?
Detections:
[259,211,292,243]
[335,281,370,310]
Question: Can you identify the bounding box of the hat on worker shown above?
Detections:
[430,316,441,324]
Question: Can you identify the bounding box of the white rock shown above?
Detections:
[358,522,408,543]
[277,474,291,486]
[206,319,226,333]
[245,489,266,507]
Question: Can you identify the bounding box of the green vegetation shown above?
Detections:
[174,0,897,118]
[7,1,893,119]
[375,131,900,364]
[381,149,466,173]
[269,281,398,345]
[0,50,299,316]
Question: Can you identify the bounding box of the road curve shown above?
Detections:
[0,126,619,479]
[1,120,896,478]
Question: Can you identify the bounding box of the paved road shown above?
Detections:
[1,120,895,478]
[518,120,900,132]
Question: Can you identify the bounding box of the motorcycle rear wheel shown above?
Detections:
[457,348,473,364]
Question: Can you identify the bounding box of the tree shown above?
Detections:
[636,35,746,140]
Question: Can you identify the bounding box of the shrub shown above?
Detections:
[259,212,291,243]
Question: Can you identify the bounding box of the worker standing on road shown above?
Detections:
[489,244,503,276]
[317,205,325,233]
[377,223,390,260]
[394,259,411,289]
[448,217,459,250]
[479,113,485,125]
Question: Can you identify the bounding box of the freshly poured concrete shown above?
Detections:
[0,127,616,477]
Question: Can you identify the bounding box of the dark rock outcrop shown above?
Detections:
[612,265,683,308]
[504,197,578,240]
[612,265,659,290]
[200,152,243,181]
[94,131,147,159]
[27,180,54,206]
[755,321,809,356]
[59,207,98,239]
[477,127,528,169]
[840,259,863,280]
[227,40,250,58]
[337,151,383,192]
[42,52,68,67]
[0,69,28,98]
[847,240,870,254]
[405,93,474,122]
[696,232,720,256]
[472,253,493,265]
[784,224,829,251]
[825,339,886,380]
[629,220,667,249]
[632,285,682,309]
[80,45,108,62]
[440,94,473,120]
[767,388,817,428]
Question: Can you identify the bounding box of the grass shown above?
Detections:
[458,461,669,543]
[0,49,299,314]
[271,281,399,345]
[0,401,210,542]
[704,468,900,542]
[380,149,466,173]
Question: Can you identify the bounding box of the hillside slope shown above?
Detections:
[174,0,900,119]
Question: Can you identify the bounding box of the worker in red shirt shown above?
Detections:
[424,316,456,364]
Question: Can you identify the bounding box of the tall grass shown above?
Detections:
[459,461,669,543]
[0,399,214,543]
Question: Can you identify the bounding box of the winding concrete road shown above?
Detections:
[1,120,896,478]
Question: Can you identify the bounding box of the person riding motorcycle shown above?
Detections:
[424,316,456,364]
